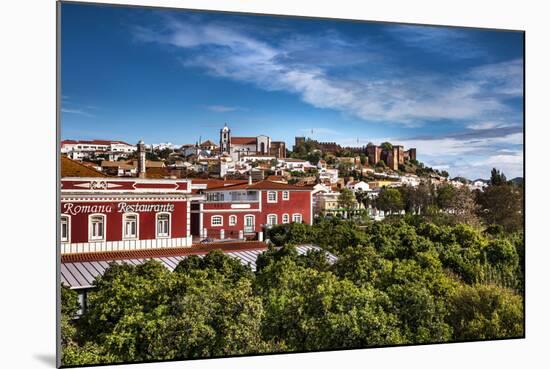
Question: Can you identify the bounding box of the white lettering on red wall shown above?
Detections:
[62,202,175,215]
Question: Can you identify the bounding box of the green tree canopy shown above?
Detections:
[376,188,404,214]
[447,284,523,340]
[338,188,356,210]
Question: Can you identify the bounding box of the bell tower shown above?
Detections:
[137,139,146,178]
[220,123,231,154]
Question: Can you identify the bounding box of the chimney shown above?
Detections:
[137,140,146,178]
[248,173,253,185]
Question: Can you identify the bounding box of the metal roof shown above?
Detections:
[61,244,336,289]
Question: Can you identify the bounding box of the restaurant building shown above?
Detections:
[60,156,314,254]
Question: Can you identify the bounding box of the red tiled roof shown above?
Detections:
[200,140,217,147]
[205,180,314,191]
[61,156,109,178]
[61,241,268,263]
[231,137,257,145]
[191,179,248,189]
[266,175,287,182]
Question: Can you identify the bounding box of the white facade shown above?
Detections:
[61,140,136,159]
[278,158,314,172]
[319,168,339,184]
[400,175,421,187]
[346,180,370,192]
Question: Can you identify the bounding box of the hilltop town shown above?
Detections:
[61,123,490,221]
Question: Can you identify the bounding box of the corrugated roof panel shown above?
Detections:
[61,245,335,289]
[161,257,179,270]
[64,263,90,287]
[72,262,97,285]
[61,265,80,287]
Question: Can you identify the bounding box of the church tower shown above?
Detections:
[220,123,231,154]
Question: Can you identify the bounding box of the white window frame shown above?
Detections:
[88,214,106,242]
[60,215,70,243]
[229,215,237,226]
[282,214,290,224]
[122,213,139,240]
[244,214,255,233]
[292,213,302,223]
[156,212,171,238]
[267,190,278,203]
[282,191,290,200]
[267,214,278,226]
[211,215,224,227]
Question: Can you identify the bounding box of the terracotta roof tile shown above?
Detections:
[61,156,109,178]
[231,137,257,145]
[61,241,268,263]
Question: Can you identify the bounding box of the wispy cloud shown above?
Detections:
[204,105,244,112]
[387,25,486,59]
[133,16,522,127]
[61,108,95,117]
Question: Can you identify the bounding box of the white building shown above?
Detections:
[345,180,370,192]
[219,123,285,162]
[61,139,136,160]
[278,158,314,172]
[400,174,421,187]
[468,180,488,192]
[319,168,339,184]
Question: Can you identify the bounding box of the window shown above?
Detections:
[282,214,289,224]
[267,191,277,203]
[229,215,237,226]
[292,213,302,223]
[156,213,170,238]
[282,191,289,200]
[123,213,138,239]
[60,215,70,242]
[211,215,223,227]
[207,192,225,202]
[89,214,105,241]
[267,214,277,226]
[244,215,255,232]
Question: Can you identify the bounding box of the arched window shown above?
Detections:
[244,215,255,233]
[282,191,290,200]
[229,215,237,226]
[156,213,171,238]
[282,214,289,224]
[211,215,223,227]
[267,214,277,226]
[123,213,138,239]
[89,214,106,242]
[292,213,302,223]
[60,215,70,243]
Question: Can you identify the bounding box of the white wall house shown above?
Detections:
[345,180,370,192]
[319,168,339,184]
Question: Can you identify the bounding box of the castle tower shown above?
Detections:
[137,139,146,178]
[220,123,231,154]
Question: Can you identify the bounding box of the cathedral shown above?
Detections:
[219,123,286,161]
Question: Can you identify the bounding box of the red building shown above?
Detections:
[60,157,314,254]
[194,180,313,240]
[60,177,198,254]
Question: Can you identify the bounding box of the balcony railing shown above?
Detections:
[205,191,259,203]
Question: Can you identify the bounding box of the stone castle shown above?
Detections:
[294,137,416,171]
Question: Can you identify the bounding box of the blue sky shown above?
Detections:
[60,3,524,180]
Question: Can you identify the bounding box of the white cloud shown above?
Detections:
[61,108,94,117]
[134,18,523,126]
[205,105,242,112]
